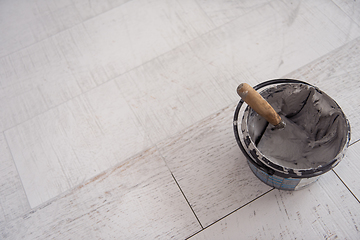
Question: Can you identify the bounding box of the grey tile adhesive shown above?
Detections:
[233,79,351,190]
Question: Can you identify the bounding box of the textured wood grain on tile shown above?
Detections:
[334,142,360,202]
[0,133,30,224]
[0,0,130,57]
[157,104,272,228]
[192,0,360,85]
[197,0,270,27]
[0,37,81,132]
[0,147,201,239]
[191,171,360,239]
[115,0,360,146]
[0,0,359,239]
[332,0,360,26]
[284,37,360,144]
[5,80,151,208]
[60,0,215,88]
[115,43,252,144]
[0,0,215,132]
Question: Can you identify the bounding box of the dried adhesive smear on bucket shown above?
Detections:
[247,84,348,169]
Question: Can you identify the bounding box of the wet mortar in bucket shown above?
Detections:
[233,79,350,190]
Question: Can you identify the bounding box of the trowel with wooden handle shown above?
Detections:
[237,83,286,130]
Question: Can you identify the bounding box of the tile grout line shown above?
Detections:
[1,8,227,133]
[331,139,360,204]
[331,0,360,29]
[3,99,233,216]
[152,141,204,229]
[5,4,358,136]
[186,188,275,239]
[2,0,269,99]
[9,99,357,224]
[171,173,204,230]
[349,139,360,147]
[332,169,360,204]
[2,133,32,210]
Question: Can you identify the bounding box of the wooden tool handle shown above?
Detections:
[237,83,282,126]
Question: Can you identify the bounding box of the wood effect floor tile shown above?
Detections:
[284,37,360,144]
[0,133,30,224]
[59,0,215,87]
[190,171,360,239]
[332,0,360,26]
[72,0,130,22]
[115,0,360,146]
[0,37,81,132]
[5,80,151,208]
[0,0,130,57]
[197,0,271,27]
[0,147,201,239]
[0,0,215,132]
[157,104,272,228]
[191,0,360,86]
[334,142,360,202]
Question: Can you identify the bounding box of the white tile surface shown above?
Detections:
[115,0,360,145]
[1,0,360,239]
[157,104,272,227]
[191,0,360,85]
[197,0,271,27]
[332,0,360,26]
[5,80,151,208]
[0,0,130,57]
[190,171,360,239]
[0,0,214,132]
[0,134,30,223]
[0,37,79,131]
[0,147,201,239]
[60,0,215,85]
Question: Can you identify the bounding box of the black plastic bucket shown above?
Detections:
[233,79,351,190]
